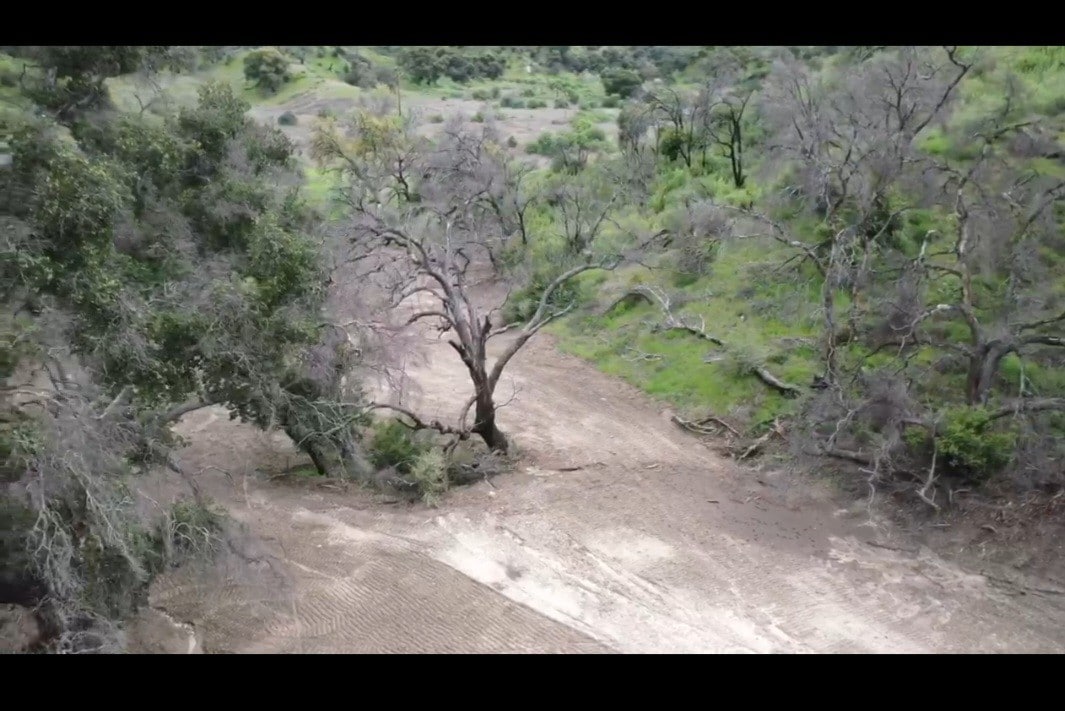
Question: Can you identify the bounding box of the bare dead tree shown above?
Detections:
[644,85,704,168]
[618,100,655,156]
[550,173,621,256]
[702,87,754,189]
[431,116,541,270]
[314,105,627,452]
[906,130,1065,407]
[758,46,974,384]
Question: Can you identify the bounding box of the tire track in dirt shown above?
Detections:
[133,195,1065,652]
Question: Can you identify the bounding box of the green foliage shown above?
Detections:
[409,449,449,505]
[244,216,324,309]
[524,115,608,173]
[177,81,251,165]
[243,47,291,94]
[342,51,382,88]
[278,111,297,126]
[503,269,584,324]
[935,407,1016,481]
[600,68,642,98]
[399,47,506,85]
[368,419,430,475]
[659,127,688,163]
[12,46,172,119]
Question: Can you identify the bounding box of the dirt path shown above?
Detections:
[143,310,1065,654]
[133,95,1065,654]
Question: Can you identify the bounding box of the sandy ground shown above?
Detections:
[124,92,1065,655]
[136,272,1065,654]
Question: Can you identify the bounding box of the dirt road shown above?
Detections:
[134,95,1065,654]
[143,313,1065,654]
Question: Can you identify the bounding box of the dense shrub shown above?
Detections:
[368,419,429,475]
[277,111,297,126]
[399,47,507,85]
[243,47,291,93]
[935,407,1017,481]
[600,68,642,98]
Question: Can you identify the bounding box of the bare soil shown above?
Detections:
[137,274,1065,654]
[127,93,1065,654]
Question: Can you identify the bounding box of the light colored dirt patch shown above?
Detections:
[404,95,577,147]
[125,608,201,654]
[248,92,587,168]
[130,264,1065,654]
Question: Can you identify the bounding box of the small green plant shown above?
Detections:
[277,111,297,126]
[429,114,445,123]
[472,112,485,123]
[554,98,570,109]
[472,88,490,101]
[368,419,429,474]
[526,132,556,156]
[935,406,1016,481]
[409,449,449,506]
[500,96,523,108]
[507,135,518,148]
[521,87,536,98]
[527,98,547,109]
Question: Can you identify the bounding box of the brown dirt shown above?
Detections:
[127,93,1065,655]
[134,271,1065,654]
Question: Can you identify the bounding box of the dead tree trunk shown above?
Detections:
[472,393,508,453]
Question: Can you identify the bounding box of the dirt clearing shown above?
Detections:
[139,313,1065,654]
[127,92,1065,655]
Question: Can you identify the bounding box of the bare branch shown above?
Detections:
[367,402,471,439]
[986,398,1065,422]
[916,443,941,511]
